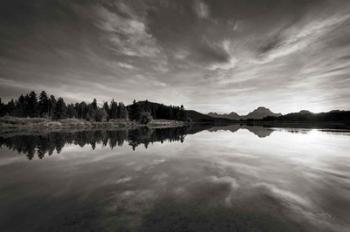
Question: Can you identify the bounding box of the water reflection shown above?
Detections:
[0,125,276,160]
[0,126,350,232]
[208,124,274,137]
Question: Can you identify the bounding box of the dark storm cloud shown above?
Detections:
[1,0,350,113]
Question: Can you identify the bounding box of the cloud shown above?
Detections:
[209,176,239,190]
[118,62,135,69]
[259,14,350,62]
[194,38,232,66]
[116,176,133,184]
[194,0,210,19]
[96,6,160,57]
[209,57,238,70]
[173,50,190,60]
[207,40,238,70]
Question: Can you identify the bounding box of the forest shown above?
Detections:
[0,91,188,123]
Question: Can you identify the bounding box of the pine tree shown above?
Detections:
[48,95,56,118]
[103,102,110,120]
[129,101,141,121]
[0,98,4,116]
[38,91,49,117]
[77,102,88,119]
[92,99,98,110]
[6,99,16,116]
[110,99,118,119]
[86,104,96,121]
[66,104,77,118]
[15,95,26,117]
[53,97,66,119]
[28,91,38,117]
[95,108,107,122]
[119,102,128,119]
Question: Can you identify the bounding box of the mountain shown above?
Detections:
[208,107,282,120]
[242,107,282,120]
[262,110,350,122]
[185,110,234,123]
[208,112,240,120]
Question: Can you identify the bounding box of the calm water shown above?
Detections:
[0,125,350,232]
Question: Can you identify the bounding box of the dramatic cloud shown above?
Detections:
[1,0,350,114]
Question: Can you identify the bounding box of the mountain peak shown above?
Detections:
[243,107,281,120]
[253,106,272,112]
[208,107,281,120]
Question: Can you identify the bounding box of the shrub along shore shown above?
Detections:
[0,116,186,133]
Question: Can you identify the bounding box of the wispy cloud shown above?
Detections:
[118,62,135,69]
[96,6,160,57]
[259,14,350,62]
[194,0,210,19]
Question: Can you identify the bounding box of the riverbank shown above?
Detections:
[0,116,186,134]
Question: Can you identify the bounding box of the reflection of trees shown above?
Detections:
[128,127,187,150]
[0,125,288,160]
[0,127,188,160]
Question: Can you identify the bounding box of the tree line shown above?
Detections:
[0,91,187,122]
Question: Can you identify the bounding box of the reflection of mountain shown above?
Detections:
[244,126,273,138]
[208,124,241,133]
[208,125,273,138]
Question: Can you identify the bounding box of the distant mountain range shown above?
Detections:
[208,107,282,120]
[262,110,350,122]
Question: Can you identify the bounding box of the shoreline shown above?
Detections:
[0,117,186,134]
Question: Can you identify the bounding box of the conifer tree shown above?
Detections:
[53,97,66,119]
[28,91,38,117]
[119,102,128,119]
[48,95,56,118]
[110,99,118,119]
[38,91,49,117]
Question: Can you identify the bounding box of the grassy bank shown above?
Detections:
[0,116,186,134]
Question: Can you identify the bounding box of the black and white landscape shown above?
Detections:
[1,1,350,232]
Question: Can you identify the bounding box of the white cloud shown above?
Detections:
[209,57,238,71]
[174,50,190,60]
[116,176,133,184]
[118,62,135,69]
[262,14,350,62]
[209,176,239,190]
[194,0,210,19]
[96,6,160,57]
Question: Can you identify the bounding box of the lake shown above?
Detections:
[0,125,349,232]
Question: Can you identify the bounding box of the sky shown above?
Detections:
[1,0,350,114]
